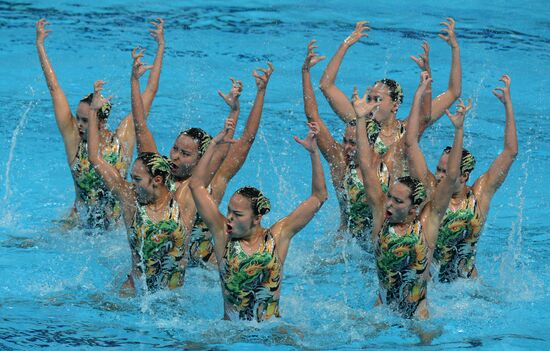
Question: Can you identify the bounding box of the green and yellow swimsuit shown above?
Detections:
[342,161,390,245]
[375,219,428,318]
[433,190,483,282]
[221,230,282,321]
[129,198,187,292]
[71,136,128,229]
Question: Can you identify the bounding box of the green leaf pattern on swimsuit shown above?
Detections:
[221,231,281,321]
[71,138,128,227]
[375,220,428,318]
[434,191,483,282]
[131,201,186,291]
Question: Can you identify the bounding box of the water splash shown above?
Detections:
[498,136,542,300]
[3,88,37,203]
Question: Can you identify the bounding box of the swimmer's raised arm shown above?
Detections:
[473,75,518,218]
[320,21,370,123]
[423,18,462,130]
[302,41,346,186]
[424,99,470,249]
[36,19,79,163]
[271,122,328,263]
[211,65,272,203]
[352,88,385,238]
[189,118,236,260]
[405,72,435,190]
[116,19,165,154]
[207,77,244,200]
[130,48,157,154]
[410,42,433,126]
[87,81,136,223]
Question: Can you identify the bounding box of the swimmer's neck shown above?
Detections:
[147,187,171,211]
[451,184,469,199]
[379,113,398,129]
[81,126,111,144]
[239,226,265,246]
[391,215,416,233]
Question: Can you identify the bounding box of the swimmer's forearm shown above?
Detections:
[240,89,263,143]
[144,40,164,97]
[36,43,60,93]
[310,149,328,203]
[503,100,518,156]
[447,126,463,180]
[131,75,157,153]
[302,69,340,163]
[319,42,349,90]
[302,69,320,122]
[448,44,462,98]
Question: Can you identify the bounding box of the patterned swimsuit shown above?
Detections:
[70,136,128,229]
[369,120,406,156]
[342,161,390,244]
[375,219,428,318]
[188,214,215,266]
[129,198,187,292]
[220,230,282,321]
[433,190,483,282]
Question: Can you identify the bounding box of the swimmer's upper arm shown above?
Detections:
[188,180,227,261]
[273,195,324,242]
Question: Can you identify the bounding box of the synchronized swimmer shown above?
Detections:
[36,17,517,322]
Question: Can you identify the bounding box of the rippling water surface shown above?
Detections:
[0,0,549,350]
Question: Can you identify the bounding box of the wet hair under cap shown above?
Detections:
[347,118,380,146]
[374,78,404,104]
[443,146,476,175]
[80,93,112,120]
[235,186,271,216]
[179,128,212,157]
[397,176,426,206]
[136,152,173,185]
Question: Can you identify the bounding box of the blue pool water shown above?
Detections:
[1,0,549,349]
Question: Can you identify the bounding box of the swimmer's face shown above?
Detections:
[170,134,200,179]
[76,102,91,141]
[435,151,468,190]
[385,182,416,224]
[343,125,357,163]
[226,193,260,239]
[130,159,161,204]
[369,83,399,123]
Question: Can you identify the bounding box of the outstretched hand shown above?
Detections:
[445,98,472,129]
[212,117,237,145]
[352,86,382,119]
[416,71,433,96]
[303,39,326,71]
[253,62,274,91]
[294,122,320,153]
[131,47,153,79]
[218,78,243,111]
[344,21,370,46]
[149,18,165,45]
[411,41,431,73]
[91,80,110,111]
[36,18,52,44]
[492,74,512,105]
[439,17,458,48]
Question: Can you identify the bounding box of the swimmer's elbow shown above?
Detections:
[316,187,328,205]
[188,177,202,191]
